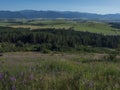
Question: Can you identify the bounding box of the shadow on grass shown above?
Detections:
[81,59,119,63]
[81,59,103,63]
[82,54,119,63]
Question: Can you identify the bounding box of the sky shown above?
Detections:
[0,0,120,14]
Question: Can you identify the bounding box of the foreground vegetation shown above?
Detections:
[0,52,120,90]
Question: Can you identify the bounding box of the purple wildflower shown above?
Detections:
[29,74,34,80]
[10,77,16,82]
[12,85,16,90]
[0,73,4,80]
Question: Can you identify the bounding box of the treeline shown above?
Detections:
[109,22,120,29]
[0,27,120,52]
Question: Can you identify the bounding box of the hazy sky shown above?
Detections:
[0,0,120,14]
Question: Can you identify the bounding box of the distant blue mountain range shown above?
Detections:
[0,10,120,21]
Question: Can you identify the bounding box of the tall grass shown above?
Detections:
[0,54,120,90]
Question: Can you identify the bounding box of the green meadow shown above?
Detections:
[0,19,120,35]
[0,52,120,90]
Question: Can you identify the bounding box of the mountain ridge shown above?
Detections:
[0,10,120,21]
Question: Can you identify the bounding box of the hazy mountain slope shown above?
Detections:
[0,10,120,21]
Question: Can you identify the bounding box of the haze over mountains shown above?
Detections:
[0,10,120,21]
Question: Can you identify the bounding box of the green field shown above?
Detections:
[0,19,120,35]
[0,52,120,90]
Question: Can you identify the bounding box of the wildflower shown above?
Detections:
[29,74,34,80]
[0,73,4,80]
[10,77,16,82]
[12,85,16,90]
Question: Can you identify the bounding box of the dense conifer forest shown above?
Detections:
[0,26,120,53]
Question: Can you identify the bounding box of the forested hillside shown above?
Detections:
[0,26,120,52]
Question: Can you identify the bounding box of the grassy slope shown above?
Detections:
[0,19,120,35]
[74,21,120,35]
[0,52,120,89]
